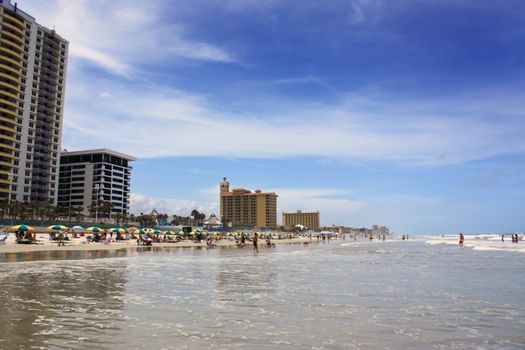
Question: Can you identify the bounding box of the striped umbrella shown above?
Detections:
[48,225,69,231]
[11,224,34,232]
[163,229,175,235]
[86,226,105,233]
[109,227,128,234]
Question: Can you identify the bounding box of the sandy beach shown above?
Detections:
[0,233,308,254]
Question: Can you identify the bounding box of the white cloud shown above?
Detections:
[130,193,218,217]
[277,188,366,215]
[60,74,525,165]
[21,0,234,76]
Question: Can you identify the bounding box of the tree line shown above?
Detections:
[0,200,209,228]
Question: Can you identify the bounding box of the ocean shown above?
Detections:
[0,235,524,349]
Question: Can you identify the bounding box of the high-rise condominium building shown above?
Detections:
[0,1,68,203]
[58,149,136,218]
[282,210,320,232]
[220,177,278,229]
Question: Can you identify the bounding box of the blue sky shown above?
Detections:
[21,0,525,234]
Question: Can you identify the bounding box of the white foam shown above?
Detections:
[424,234,525,253]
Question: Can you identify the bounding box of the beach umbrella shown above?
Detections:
[128,226,139,232]
[11,224,34,232]
[72,225,84,231]
[133,229,146,235]
[150,229,162,235]
[163,229,175,235]
[47,225,69,231]
[86,226,105,233]
[109,227,128,234]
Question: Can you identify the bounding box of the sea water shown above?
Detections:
[0,236,524,349]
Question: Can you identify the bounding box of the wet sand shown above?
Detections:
[0,233,308,254]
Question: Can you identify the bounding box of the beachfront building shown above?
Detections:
[0,1,68,204]
[58,149,136,219]
[204,213,223,230]
[282,210,320,232]
[220,177,278,229]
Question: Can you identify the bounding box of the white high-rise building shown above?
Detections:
[58,149,136,218]
[0,1,68,204]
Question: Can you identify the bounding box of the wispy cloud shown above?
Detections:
[61,74,525,165]
[22,0,235,76]
[130,193,218,217]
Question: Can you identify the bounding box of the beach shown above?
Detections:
[0,232,308,254]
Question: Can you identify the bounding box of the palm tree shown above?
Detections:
[46,205,60,222]
[0,199,8,219]
[73,206,84,222]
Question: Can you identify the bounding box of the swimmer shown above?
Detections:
[253,232,259,252]
[459,233,464,246]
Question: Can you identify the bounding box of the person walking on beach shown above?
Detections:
[502,234,505,242]
[57,231,65,246]
[253,232,259,253]
[459,233,464,246]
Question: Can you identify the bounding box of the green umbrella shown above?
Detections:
[48,225,69,231]
[109,227,128,234]
[86,226,105,233]
[72,225,84,231]
[11,224,34,232]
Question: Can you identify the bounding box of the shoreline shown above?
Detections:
[0,234,309,255]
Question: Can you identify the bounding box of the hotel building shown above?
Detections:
[220,177,278,229]
[0,1,68,203]
[58,149,136,218]
[282,210,320,232]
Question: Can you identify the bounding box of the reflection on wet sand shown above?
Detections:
[0,257,128,350]
[0,248,131,263]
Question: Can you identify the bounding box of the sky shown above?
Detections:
[19,0,525,234]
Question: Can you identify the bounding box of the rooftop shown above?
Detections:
[60,148,137,161]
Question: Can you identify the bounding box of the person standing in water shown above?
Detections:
[459,233,464,246]
[253,232,259,253]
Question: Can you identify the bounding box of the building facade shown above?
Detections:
[220,177,278,229]
[58,149,136,218]
[0,1,68,204]
[282,210,320,231]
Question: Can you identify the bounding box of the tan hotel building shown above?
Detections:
[220,177,278,229]
[282,210,320,231]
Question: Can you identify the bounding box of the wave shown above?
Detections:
[423,234,525,253]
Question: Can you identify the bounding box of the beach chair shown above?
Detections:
[0,233,7,245]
